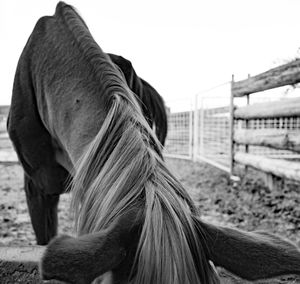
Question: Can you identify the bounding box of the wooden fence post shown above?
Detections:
[229,75,235,177]
[245,74,251,173]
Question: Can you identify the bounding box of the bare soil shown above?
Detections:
[0,151,299,283]
[0,158,299,247]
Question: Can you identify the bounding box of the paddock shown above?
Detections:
[1,92,300,282]
[1,0,300,281]
[0,147,299,282]
[1,80,300,282]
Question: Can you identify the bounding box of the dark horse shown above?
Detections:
[8,2,300,284]
[8,25,167,246]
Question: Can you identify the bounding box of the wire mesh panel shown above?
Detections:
[164,81,300,175]
[201,107,230,166]
[194,82,232,172]
[164,100,193,159]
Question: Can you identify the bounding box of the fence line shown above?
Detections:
[164,100,194,160]
[165,61,300,183]
[231,59,300,185]
[232,59,300,97]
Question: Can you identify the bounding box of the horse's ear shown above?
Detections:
[40,231,126,284]
[194,217,300,280]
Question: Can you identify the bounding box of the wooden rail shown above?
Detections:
[234,97,300,119]
[234,129,300,153]
[0,246,48,283]
[230,59,300,183]
[235,152,300,182]
[232,59,300,97]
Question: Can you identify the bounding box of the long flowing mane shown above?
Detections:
[71,95,219,283]
[54,3,218,283]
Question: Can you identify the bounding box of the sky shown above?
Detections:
[1,0,300,109]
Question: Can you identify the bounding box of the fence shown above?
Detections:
[164,100,194,160]
[193,83,232,172]
[230,59,300,184]
[165,60,300,184]
[164,84,233,173]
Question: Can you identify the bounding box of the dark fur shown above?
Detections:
[108,53,168,145]
[42,217,300,283]
[8,7,166,245]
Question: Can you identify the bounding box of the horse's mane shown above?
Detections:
[56,3,168,146]
[71,95,219,283]
[55,2,127,98]
[56,2,218,283]
[108,53,168,145]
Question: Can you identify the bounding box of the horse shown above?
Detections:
[7,24,167,247]
[108,53,168,146]
[8,2,300,284]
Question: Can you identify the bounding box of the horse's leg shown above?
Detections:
[22,161,70,245]
[195,218,300,280]
[24,174,60,245]
[40,209,141,284]
[8,70,70,245]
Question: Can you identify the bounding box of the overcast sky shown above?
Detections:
[1,0,300,107]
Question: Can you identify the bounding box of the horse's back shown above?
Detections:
[9,3,109,169]
[7,10,75,193]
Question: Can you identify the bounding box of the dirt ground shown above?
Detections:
[0,163,73,246]
[0,157,299,283]
[0,158,299,247]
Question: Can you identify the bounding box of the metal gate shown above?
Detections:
[164,100,193,160]
[164,83,232,173]
[192,82,232,172]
